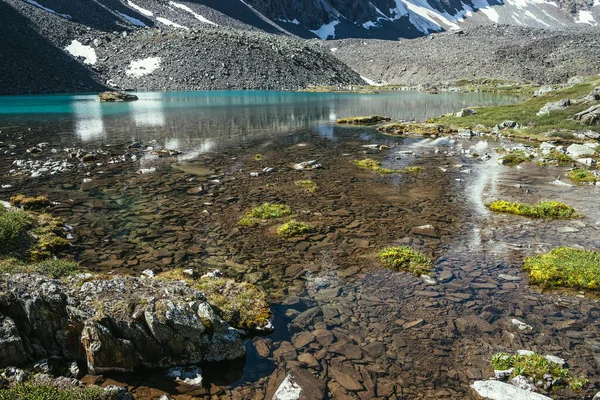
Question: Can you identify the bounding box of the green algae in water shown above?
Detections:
[239,203,292,227]
[486,200,581,219]
[377,246,433,276]
[277,220,314,238]
[524,247,600,291]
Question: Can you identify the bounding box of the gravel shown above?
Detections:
[328,25,600,85]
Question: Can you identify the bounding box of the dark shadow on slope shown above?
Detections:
[0,2,107,95]
[187,0,284,34]
[19,0,155,31]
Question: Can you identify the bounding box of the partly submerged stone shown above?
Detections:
[471,380,551,400]
[272,368,326,400]
[98,91,138,102]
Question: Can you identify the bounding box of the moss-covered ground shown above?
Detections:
[523,247,600,290]
[377,246,433,276]
[486,200,581,219]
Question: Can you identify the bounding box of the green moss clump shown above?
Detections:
[295,179,318,193]
[157,269,272,331]
[238,203,292,227]
[486,200,581,219]
[0,382,115,400]
[9,195,51,210]
[254,154,261,160]
[567,169,598,184]
[0,259,81,278]
[354,158,396,174]
[277,220,314,238]
[523,247,600,290]
[377,246,433,276]
[545,149,573,165]
[336,115,391,125]
[490,351,587,390]
[499,150,533,165]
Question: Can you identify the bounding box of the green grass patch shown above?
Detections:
[377,246,433,276]
[402,166,424,173]
[336,115,391,125]
[567,168,599,184]
[0,382,116,400]
[277,220,314,238]
[490,352,587,390]
[0,258,81,278]
[295,179,318,193]
[524,247,600,290]
[486,200,581,219]
[433,78,600,140]
[544,149,573,165]
[239,203,292,227]
[0,209,35,255]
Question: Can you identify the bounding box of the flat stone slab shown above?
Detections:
[471,380,551,400]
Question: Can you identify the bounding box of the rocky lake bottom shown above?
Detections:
[1,91,599,399]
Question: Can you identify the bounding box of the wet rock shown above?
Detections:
[329,364,363,392]
[272,368,326,400]
[0,314,28,367]
[99,91,138,102]
[454,316,494,333]
[438,269,455,282]
[292,332,315,348]
[499,274,521,281]
[511,318,533,331]
[166,366,203,386]
[293,160,322,171]
[410,224,440,238]
[471,380,551,399]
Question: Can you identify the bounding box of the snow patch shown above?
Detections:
[360,76,386,86]
[363,20,378,28]
[310,21,339,39]
[470,0,500,22]
[24,0,71,19]
[126,57,161,77]
[330,47,338,52]
[278,18,300,24]
[127,1,153,16]
[115,10,146,26]
[575,10,597,24]
[65,40,97,65]
[156,17,189,29]
[168,1,218,25]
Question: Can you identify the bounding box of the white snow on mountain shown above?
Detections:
[126,57,161,77]
[24,0,71,18]
[126,1,153,16]
[575,9,597,24]
[65,40,97,64]
[168,2,218,25]
[310,21,340,39]
[115,10,146,26]
[156,17,189,29]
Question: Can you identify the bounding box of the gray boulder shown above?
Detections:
[574,104,600,126]
[585,87,600,102]
[566,143,597,158]
[533,86,554,97]
[98,91,138,102]
[471,380,551,400]
[536,99,570,116]
[455,108,477,117]
[0,274,246,373]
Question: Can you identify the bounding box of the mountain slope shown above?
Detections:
[0,0,363,95]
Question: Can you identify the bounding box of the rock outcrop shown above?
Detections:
[98,91,139,102]
[0,273,246,373]
[574,104,600,126]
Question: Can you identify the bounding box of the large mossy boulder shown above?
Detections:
[0,273,246,373]
[98,91,138,102]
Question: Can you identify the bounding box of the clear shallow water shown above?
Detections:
[2,91,600,399]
